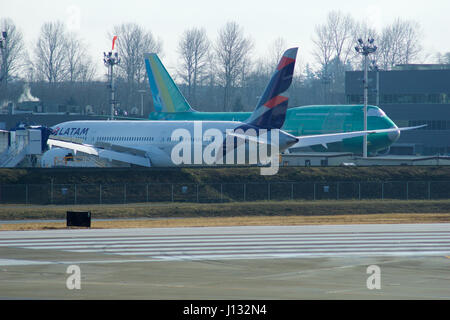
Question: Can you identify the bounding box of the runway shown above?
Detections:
[1,224,450,264]
[1,223,450,299]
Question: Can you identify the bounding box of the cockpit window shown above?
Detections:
[368,108,386,117]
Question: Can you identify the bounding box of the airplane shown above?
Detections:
[144,52,423,155]
[42,47,403,171]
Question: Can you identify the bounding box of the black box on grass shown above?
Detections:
[66,211,91,228]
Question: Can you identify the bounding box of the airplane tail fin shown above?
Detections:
[245,47,298,129]
[144,53,194,113]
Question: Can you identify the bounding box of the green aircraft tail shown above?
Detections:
[144,53,194,113]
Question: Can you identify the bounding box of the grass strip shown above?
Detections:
[1,213,450,231]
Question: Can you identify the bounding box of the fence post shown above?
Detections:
[406,181,409,200]
[74,184,77,205]
[124,184,126,204]
[171,184,174,202]
[358,182,361,200]
[381,182,384,200]
[244,183,246,202]
[197,184,199,203]
[313,183,316,200]
[99,184,102,204]
[220,184,223,203]
[428,181,431,200]
[336,182,339,200]
[146,184,149,202]
[25,184,28,205]
[291,182,294,200]
[50,179,54,204]
[268,183,270,201]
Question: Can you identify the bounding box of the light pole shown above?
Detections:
[370,60,380,107]
[355,38,377,158]
[0,31,7,85]
[103,36,120,120]
[138,89,146,117]
[322,71,331,104]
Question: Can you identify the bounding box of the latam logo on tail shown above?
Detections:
[53,127,89,136]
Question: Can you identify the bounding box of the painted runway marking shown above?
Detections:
[0,259,53,266]
[1,228,450,262]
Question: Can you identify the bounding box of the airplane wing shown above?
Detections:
[226,127,407,150]
[290,127,409,149]
[47,137,152,167]
[370,124,427,133]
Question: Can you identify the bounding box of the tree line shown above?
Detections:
[1,11,448,117]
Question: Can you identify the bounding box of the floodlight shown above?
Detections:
[354,37,377,159]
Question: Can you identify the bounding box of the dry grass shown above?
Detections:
[1,199,449,231]
[0,199,449,220]
[1,213,450,231]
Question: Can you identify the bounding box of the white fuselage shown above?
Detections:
[48,120,295,167]
[53,120,239,146]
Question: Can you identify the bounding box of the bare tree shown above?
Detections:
[66,33,96,83]
[435,52,450,64]
[177,27,210,104]
[65,35,80,83]
[312,23,334,72]
[354,22,379,44]
[215,21,253,111]
[311,11,357,102]
[110,23,162,109]
[77,56,97,83]
[0,18,26,86]
[204,50,217,87]
[377,18,422,70]
[312,11,356,71]
[111,23,162,84]
[328,11,356,66]
[268,37,287,68]
[33,21,68,83]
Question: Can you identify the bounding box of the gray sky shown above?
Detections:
[3,0,450,79]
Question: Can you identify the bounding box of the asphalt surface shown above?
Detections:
[0,224,449,299]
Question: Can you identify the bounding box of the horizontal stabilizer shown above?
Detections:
[226,132,270,145]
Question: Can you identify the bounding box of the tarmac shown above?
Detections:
[0,224,449,299]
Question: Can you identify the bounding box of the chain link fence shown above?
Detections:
[0,181,449,205]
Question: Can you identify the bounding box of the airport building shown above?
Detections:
[345,64,450,155]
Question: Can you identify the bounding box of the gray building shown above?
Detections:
[345,65,450,155]
[0,114,107,131]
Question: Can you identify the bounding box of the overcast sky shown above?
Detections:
[3,0,450,79]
